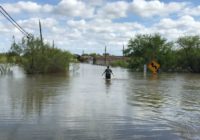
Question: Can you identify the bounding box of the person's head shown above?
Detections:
[107,66,109,69]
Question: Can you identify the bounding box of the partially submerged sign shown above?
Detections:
[148,60,160,74]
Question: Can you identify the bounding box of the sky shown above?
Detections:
[1,0,200,55]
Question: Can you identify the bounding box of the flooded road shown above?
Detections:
[0,64,200,140]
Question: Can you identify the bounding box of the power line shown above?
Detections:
[0,10,27,36]
[0,6,30,36]
[0,5,31,38]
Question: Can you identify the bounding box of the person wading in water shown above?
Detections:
[102,66,114,80]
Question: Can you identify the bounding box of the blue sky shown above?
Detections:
[1,0,200,55]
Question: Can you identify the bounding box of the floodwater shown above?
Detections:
[0,64,200,140]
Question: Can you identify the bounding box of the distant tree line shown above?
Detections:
[124,34,200,73]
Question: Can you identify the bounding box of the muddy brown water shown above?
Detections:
[0,64,200,140]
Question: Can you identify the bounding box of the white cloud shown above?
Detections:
[83,0,104,6]
[0,20,24,39]
[97,1,129,19]
[65,18,144,54]
[152,15,200,40]
[155,16,199,30]
[1,0,200,55]
[130,0,186,18]
[54,0,94,18]
[2,0,93,18]
[0,22,10,33]
[2,1,43,14]
[43,4,54,13]
[67,19,87,30]
[182,5,200,16]
[67,18,143,39]
[17,18,58,34]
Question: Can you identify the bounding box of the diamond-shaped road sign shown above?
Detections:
[148,60,160,74]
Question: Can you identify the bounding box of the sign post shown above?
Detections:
[144,64,147,76]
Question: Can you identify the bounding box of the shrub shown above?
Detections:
[11,36,72,74]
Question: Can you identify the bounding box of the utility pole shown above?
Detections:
[39,20,43,44]
[39,20,44,54]
[52,40,55,48]
[122,44,125,57]
[104,46,107,65]
[12,35,15,45]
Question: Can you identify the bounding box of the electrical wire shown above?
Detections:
[0,6,30,36]
[0,5,31,38]
[0,10,27,36]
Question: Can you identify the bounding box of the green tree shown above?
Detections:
[6,41,23,63]
[10,41,23,56]
[125,34,175,71]
[177,35,200,72]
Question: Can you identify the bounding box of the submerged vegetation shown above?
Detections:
[8,36,73,74]
[125,34,200,73]
[0,53,7,63]
[0,64,12,75]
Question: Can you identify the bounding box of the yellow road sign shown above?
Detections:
[148,60,160,74]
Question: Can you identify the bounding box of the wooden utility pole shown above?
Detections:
[123,44,125,57]
[12,35,15,44]
[104,46,107,65]
[39,20,43,44]
[52,40,55,48]
[39,20,44,54]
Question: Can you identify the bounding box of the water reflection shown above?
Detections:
[1,73,70,118]
[127,73,166,109]
[0,65,200,140]
[126,72,200,140]
[105,79,111,94]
